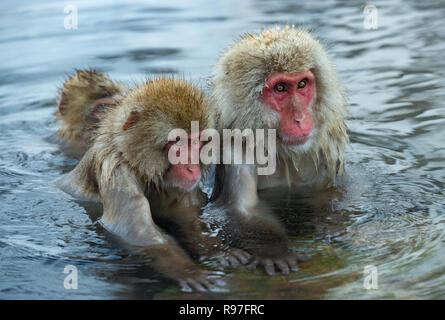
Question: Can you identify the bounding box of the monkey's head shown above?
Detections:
[57,69,124,148]
[100,77,214,192]
[212,26,348,157]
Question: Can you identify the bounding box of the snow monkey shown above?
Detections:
[55,69,128,155]
[211,26,349,275]
[56,71,250,291]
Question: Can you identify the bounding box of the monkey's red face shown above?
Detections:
[262,70,316,145]
[164,134,203,190]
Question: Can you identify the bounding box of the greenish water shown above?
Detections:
[0,0,444,299]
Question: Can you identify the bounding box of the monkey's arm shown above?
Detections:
[154,191,251,267]
[220,164,301,275]
[98,164,218,291]
[98,164,163,245]
[159,202,213,257]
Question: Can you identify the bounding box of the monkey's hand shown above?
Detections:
[146,238,224,292]
[227,206,303,276]
[199,247,252,268]
[241,235,303,276]
[171,212,252,268]
[246,250,305,276]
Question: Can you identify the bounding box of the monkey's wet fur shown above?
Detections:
[54,26,348,291]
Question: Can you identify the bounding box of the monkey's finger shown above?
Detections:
[196,272,218,290]
[201,279,217,291]
[286,257,299,272]
[208,277,226,287]
[187,279,208,292]
[275,260,290,275]
[246,260,258,270]
[241,250,252,260]
[179,280,192,292]
[231,249,250,264]
[227,255,240,268]
[237,255,249,265]
[263,259,275,276]
[217,256,230,267]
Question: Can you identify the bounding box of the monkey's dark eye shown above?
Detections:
[297,79,307,89]
[274,82,286,92]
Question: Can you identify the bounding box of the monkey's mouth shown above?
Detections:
[281,134,311,145]
[174,179,200,190]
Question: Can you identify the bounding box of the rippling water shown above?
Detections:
[1,0,444,299]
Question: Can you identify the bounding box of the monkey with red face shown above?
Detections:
[211,26,349,275]
[56,74,250,291]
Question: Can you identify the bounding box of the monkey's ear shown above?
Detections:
[58,92,68,116]
[123,110,139,131]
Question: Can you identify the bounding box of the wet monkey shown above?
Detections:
[211,26,349,275]
[56,73,249,290]
[55,70,127,155]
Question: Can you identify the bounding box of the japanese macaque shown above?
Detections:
[56,74,249,291]
[55,69,128,155]
[211,26,348,275]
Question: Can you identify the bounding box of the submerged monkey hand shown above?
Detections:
[145,239,224,292]
[199,247,252,268]
[226,206,304,275]
[246,250,305,276]
[239,232,303,276]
